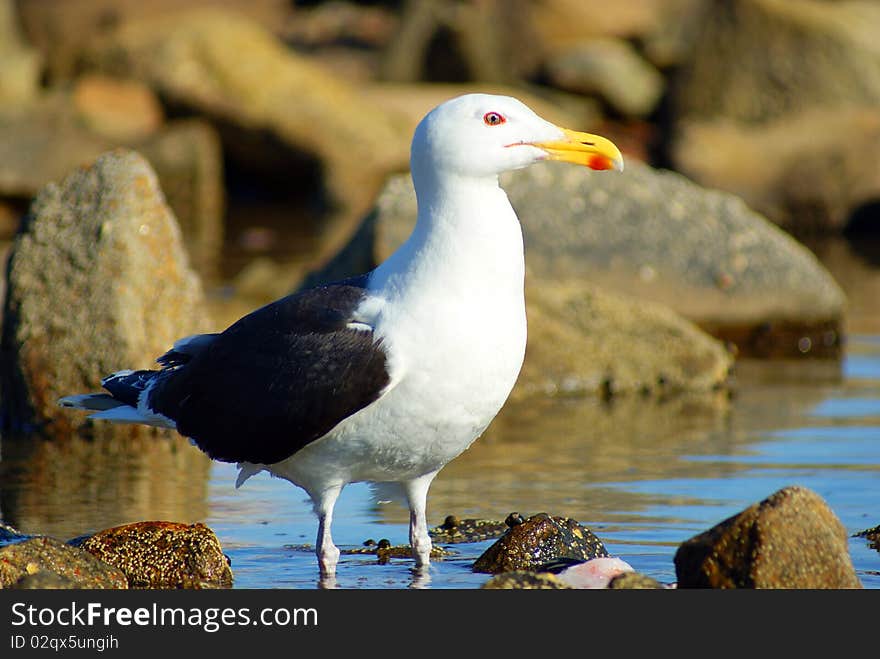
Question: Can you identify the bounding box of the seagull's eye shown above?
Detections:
[483,112,506,126]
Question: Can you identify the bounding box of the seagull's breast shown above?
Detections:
[271,180,528,487]
[357,188,527,476]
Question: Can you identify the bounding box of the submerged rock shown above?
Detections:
[0,536,128,589]
[298,540,453,562]
[428,515,511,544]
[854,524,880,552]
[80,521,232,589]
[0,149,209,436]
[675,485,862,589]
[473,513,609,574]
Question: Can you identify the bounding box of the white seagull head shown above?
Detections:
[410,93,624,182]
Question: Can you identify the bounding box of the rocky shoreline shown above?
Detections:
[0,485,872,589]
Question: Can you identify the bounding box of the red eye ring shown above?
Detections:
[483,111,506,126]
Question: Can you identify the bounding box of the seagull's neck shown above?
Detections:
[371,171,525,301]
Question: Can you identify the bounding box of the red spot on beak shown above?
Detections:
[588,154,614,171]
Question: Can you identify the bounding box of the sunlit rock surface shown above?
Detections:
[0,150,210,436]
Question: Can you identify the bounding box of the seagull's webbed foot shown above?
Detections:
[317,539,340,577]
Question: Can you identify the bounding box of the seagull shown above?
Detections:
[59,93,623,579]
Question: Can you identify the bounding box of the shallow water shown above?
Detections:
[1,238,878,589]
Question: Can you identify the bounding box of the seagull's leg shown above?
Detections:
[403,471,439,569]
[312,484,343,577]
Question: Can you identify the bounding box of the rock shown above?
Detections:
[82,7,411,222]
[0,536,128,588]
[608,572,668,589]
[0,93,225,276]
[674,485,863,589]
[73,74,164,141]
[473,513,609,574]
[282,2,397,82]
[854,524,880,552]
[0,149,209,436]
[12,571,81,589]
[80,521,232,589]
[137,120,226,279]
[672,107,880,234]
[428,514,511,544]
[16,0,291,80]
[667,0,880,235]
[544,38,664,118]
[481,570,572,589]
[670,0,880,124]
[0,0,42,106]
[640,0,707,69]
[337,538,454,562]
[380,0,539,84]
[518,279,731,398]
[529,0,682,51]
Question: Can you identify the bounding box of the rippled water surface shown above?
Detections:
[1,238,879,589]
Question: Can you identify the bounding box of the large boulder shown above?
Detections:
[675,485,862,589]
[0,150,210,436]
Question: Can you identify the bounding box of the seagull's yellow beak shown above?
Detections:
[530,128,624,172]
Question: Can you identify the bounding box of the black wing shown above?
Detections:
[148,280,390,465]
